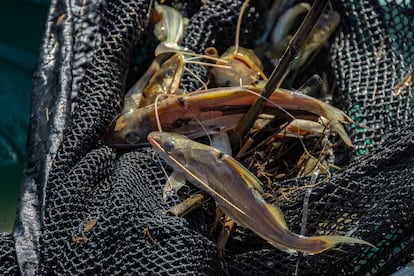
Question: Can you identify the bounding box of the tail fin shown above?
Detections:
[319,102,354,147]
[306,234,375,255]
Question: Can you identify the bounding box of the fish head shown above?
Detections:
[211,46,264,87]
[147,131,189,171]
[140,53,184,107]
[147,131,189,162]
[157,53,185,93]
[148,131,219,169]
[102,108,152,148]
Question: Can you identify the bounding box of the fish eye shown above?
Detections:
[124,131,140,145]
[165,68,174,79]
[163,140,175,153]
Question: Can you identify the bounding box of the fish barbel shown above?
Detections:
[104,86,352,147]
[148,131,373,254]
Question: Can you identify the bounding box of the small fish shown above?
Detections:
[210,0,267,87]
[123,3,188,111]
[267,3,340,71]
[270,2,311,55]
[123,61,161,112]
[270,118,330,139]
[124,51,225,111]
[148,131,374,254]
[291,10,340,70]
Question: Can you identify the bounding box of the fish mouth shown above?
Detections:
[102,132,150,148]
[101,131,130,148]
[147,131,165,151]
[146,132,158,147]
[101,126,148,148]
[147,132,173,163]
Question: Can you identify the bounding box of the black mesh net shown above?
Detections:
[2,0,413,275]
[331,1,414,155]
[0,233,18,274]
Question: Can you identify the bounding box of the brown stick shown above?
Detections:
[217,215,235,258]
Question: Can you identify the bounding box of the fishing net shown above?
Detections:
[1,0,413,275]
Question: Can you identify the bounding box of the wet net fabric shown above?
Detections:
[0,233,19,274]
[1,0,413,275]
[331,1,414,155]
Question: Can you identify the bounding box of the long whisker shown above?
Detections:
[167,50,230,63]
[184,60,231,69]
[234,0,251,54]
[154,152,174,203]
[297,131,332,252]
[154,94,163,132]
[182,103,213,146]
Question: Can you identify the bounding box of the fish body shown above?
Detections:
[104,86,352,147]
[271,2,311,53]
[123,61,160,112]
[148,131,373,254]
[267,3,340,70]
[291,10,340,70]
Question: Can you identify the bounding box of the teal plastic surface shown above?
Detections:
[0,1,49,232]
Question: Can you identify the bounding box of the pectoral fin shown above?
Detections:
[305,234,376,255]
[163,170,187,200]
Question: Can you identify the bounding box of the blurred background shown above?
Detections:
[0,1,49,232]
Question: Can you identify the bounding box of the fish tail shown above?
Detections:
[331,121,353,147]
[304,234,375,255]
[319,102,354,147]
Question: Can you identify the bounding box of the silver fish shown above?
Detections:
[148,131,374,254]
